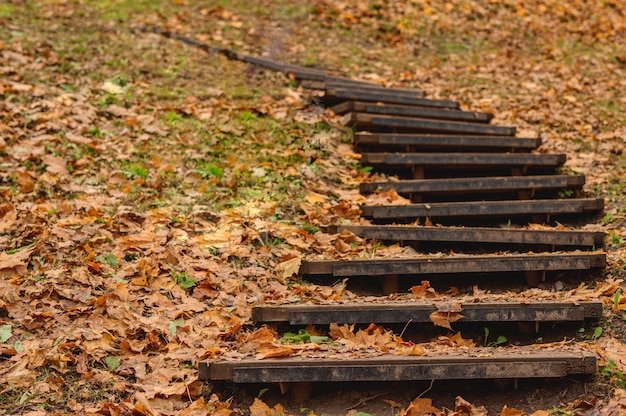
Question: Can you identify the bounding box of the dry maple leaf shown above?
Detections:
[401,397,441,416]
[249,398,285,416]
[429,301,465,330]
[455,396,488,416]
[411,280,438,299]
[500,405,525,416]
[0,246,34,279]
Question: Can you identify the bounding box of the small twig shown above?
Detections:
[399,319,413,338]
[416,379,435,399]
[344,392,384,411]
[185,382,193,402]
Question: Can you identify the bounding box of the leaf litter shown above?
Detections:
[0,0,626,415]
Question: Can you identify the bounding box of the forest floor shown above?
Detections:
[1,0,626,415]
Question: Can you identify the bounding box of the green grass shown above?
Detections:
[0,3,15,17]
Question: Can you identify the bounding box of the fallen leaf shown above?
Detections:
[401,397,441,416]
[455,396,487,416]
[0,247,34,279]
[276,256,301,280]
[429,302,465,329]
[305,191,327,204]
[411,281,438,299]
[501,406,524,416]
[41,154,70,177]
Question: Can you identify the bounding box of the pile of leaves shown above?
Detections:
[1,0,625,415]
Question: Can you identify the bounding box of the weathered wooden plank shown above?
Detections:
[335,225,605,248]
[251,301,603,324]
[354,133,541,151]
[359,175,585,195]
[236,55,288,72]
[359,198,604,220]
[361,153,567,168]
[302,80,425,96]
[333,101,493,122]
[326,88,460,109]
[299,253,606,276]
[348,113,515,136]
[200,352,596,382]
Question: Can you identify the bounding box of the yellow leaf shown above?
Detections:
[276,256,301,280]
[305,191,326,204]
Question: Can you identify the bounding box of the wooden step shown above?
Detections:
[335,225,605,249]
[333,101,493,122]
[325,88,460,109]
[302,80,424,97]
[346,113,516,135]
[300,253,606,276]
[359,198,604,222]
[200,350,597,382]
[252,301,603,325]
[354,133,541,152]
[359,175,585,197]
[360,153,566,176]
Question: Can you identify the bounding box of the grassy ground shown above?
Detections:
[1,0,625,414]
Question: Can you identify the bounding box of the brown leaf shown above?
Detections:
[398,344,425,356]
[501,406,525,416]
[429,302,465,329]
[0,207,16,233]
[255,345,294,359]
[276,256,301,280]
[410,281,438,299]
[249,398,284,416]
[455,396,487,416]
[401,397,441,416]
[132,392,157,416]
[41,154,69,177]
[15,171,35,193]
[0,247,34,279]
[329,323,355,341]
[304,191,326,204]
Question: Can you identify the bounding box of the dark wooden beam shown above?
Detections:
[334,225,605,248]
[325,88,459,109]
[200,352,597,382]
[347,113,515,135]
[361,153,566,168]
[333,101,493,122]
[359,198,604,221]
[252,301,603,324]
[354,133,541,152]
[359,175,585,195]
[300,253,606,276]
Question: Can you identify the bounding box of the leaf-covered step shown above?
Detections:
[252,301,603,325]
[299,253,606,276]
[325,88,459,109]
[334,225,604,249]
[361,152,566,169]
[301,79,424,97]
[360,198,604,223]
[354,133,540,152]
[359,175,585,199]
[332,101,493,122]
[346,113,515,135]
[200,351,597,382]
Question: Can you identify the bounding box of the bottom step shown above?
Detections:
[200,350,596,382]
